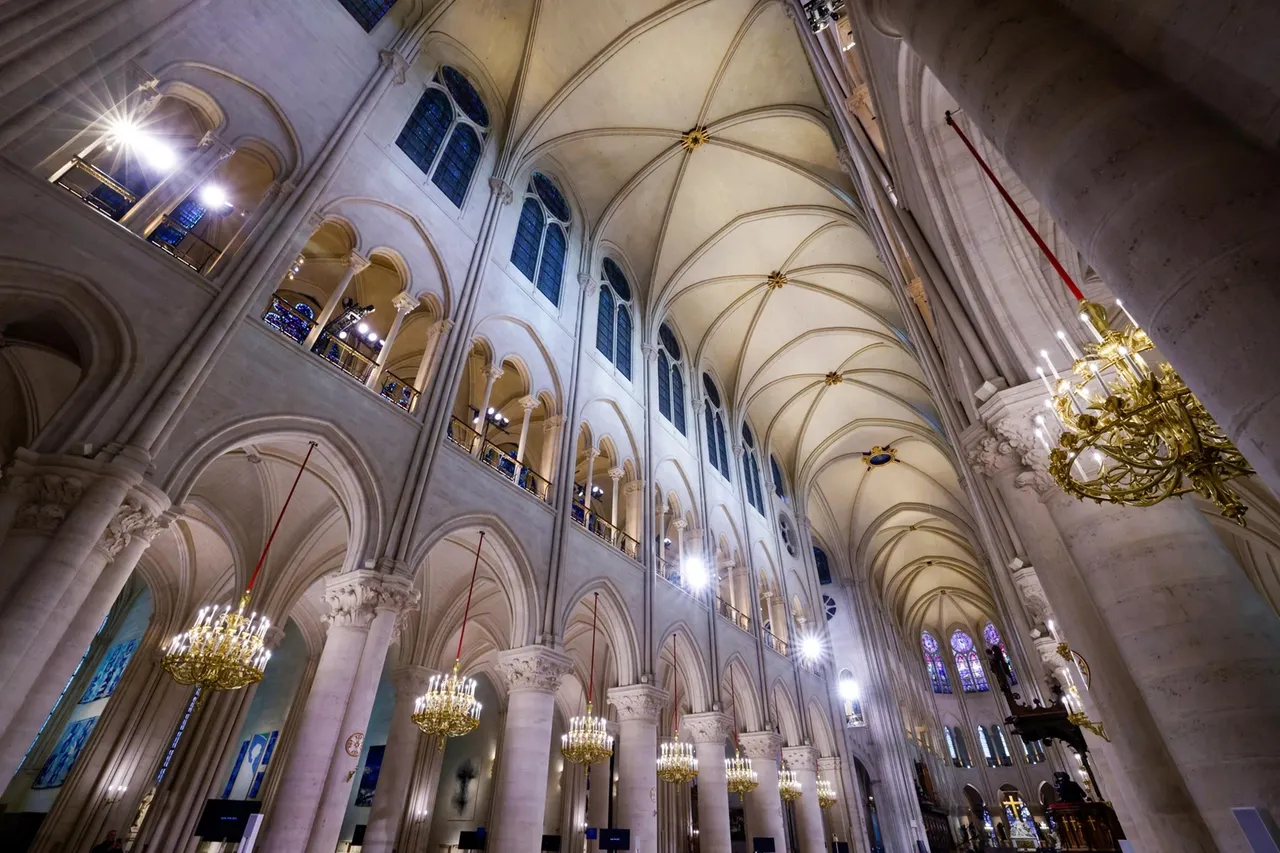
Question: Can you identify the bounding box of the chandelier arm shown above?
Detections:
[246,440,318,595]
[944,111,1084,302]
[587,591,599,707]
[455,531,486,663]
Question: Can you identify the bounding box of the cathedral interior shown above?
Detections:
[1,1,1279,852]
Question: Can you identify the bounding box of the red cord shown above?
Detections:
[671,635,680,736]
[246,441,317,594]
[586,592,599,705]
[944,111,1085,302]
[730,669,740,749]
[455,531,486,661]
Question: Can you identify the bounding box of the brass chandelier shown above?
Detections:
[562,592,614,765]
[778,764,802,802]
[162,441,318,693]
[817,778,837,809]
[413,532,485,741]
[656,634,698,784]
[945,111,1252,524]
[725,670,758,795]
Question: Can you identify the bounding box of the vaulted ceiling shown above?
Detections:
[423,0,995,636]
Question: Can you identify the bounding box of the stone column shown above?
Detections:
[624,480,644,552]
[818,756,849,845]
[366,291,419,389]
[302,252,370,349]
[308,575,418,853]
[540,415,565,486]
[738,732,785,851]
[865,0,1280,501]
[393,732,444,853]
[586,727,616,847]
[119,131,235,235]
[355,664,433,853]
[684,713,733,853]
[490,646,573,853]
[608,467,624,533]
[411,319,454,405]
[258,572,417,853]
[514,395,539,470]
[783,747,826,853]
[608,684,667,853]
[473,365,504,456]
[583,448,600,516]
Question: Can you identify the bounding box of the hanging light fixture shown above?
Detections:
[945,111,1253,524]
[561,592,614,765]
[725,670,758,795]
[778,763,802,802]
[656,635,698,784]
[817,778,838,809]
[162,442,319,693]
[412,532,485,741]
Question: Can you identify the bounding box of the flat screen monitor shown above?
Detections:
[753,837,777,853]
[458,829,487,850]
[194,799,258,841]
[542,834,562,851]
[599,828,631,850]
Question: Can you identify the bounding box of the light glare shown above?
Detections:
[199,184,229,208]
[682,555,708,590]
[801,635,822,661]
[838,678,858,702]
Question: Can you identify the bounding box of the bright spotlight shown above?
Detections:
[337,331,348,340]
[682,555,708,590]
[357,323,369,334]
[198,183,229,209]
[136,134,177,171]
[800,635,822,662]
[838,678,858,702]
[367,332,378,342]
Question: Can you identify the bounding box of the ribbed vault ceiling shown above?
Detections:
[429,0,993,635]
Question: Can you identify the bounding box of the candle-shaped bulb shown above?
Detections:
[1036,366,1054,396]
[1040,349,1060,380]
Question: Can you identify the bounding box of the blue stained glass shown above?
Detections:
[771,455,785,498]
[511,198,543,280]
[616,306,632,379]
[814,547,832,585]
[80,639,138,703]
[603,258,631,301]
[751,455,764,511]
[715,413,730,481]
[705,403,716,462]
[702,372,721,409]
[536,223,566,305]
[337,0,396,30]
[951,630,989,693]
[432,124,483,206]
[440,66,489,126]
[671,368,686,435]
[741,422,755,449]
[596,286,615,358]
[151,198,207,247]
[984,621,1017,685]
[397,88,453,176]
[658,350,672,419]
[532,172,570,222]
[922,631,952,694]
[34,717,99,789]
[658,323,681,361]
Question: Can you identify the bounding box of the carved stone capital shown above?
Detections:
[323,570,419,630]
[817,756,842,774]
[738,731,783,760]
[519,395,540,412]
[584,447,601,461]
[608,684,669,723]
[782,745,819,772]
[542,414,566,431]
[100,499,163,559]
[13,473,84,533]
[579,272,599,296]
[391,664,437,697]
[488,177,514,205]
[623,479,645,496]
[682,711,733,744]
[482,364,505,382]
[1008,559,1052,627]
[608,466,625,482]
[379,48,410,84]
[496,645,572,694]
[346,251,371,273]
[1033,634,1061,669]
[392,291,419,314]
[836,148,856,177]
[672,519,688,532]
[641,344,658,363]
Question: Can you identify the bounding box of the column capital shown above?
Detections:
[322,570,420,630]
[391,664,437,696]
[519,395,540,412]
[623,479,645,496]
[608,466,625,482]
[732,443,745,458]
[543,414,566,430]
[431,318,455,335]
[781,745,820,772]
[392,291,419,314]
[607,684,668,722]
[488,177,514,205]
[682,711,733,744]
[964,381,1057,494]
[495,645,572,694]
[101,498,165,559]
[641,343,658,362]
[817,756,841,774]
[579,272,599,296]
[737,731,783,759]
[379,48,410,84]
[482,364,505,382]
[584,447,601,461]
[346,250,371,273]
[673,518,688,531]
[198,130,236,158]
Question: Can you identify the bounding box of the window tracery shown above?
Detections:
[396,66,489,208]
[741,422,765,513]
[702,373,730,480]
[511,172,570,305]
[922,631,952,694]
[951,629,990,693]
[656,323,686,434]
[596,259,633,379]
[337,0,397,30]
[983,620,1017,685]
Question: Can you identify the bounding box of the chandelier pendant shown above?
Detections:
[657,734,698,784]
[413,658,482,741]
[817,778,837,809]
[563,700,614,765]
[726,749,759,794]
[778,763,802,802]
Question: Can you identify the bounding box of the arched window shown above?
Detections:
[337,0,398,30]
[922,631,952,694]
[814,546,832,585]
[823,593,837,621]
[978,726,997,768]
[983,621,1017,685]
[656,323,686,435]
[702,373,730,480]
[779,515,797,557]
[596,259,633,379]
[992,725,1014,766]
[945,727,971,768]
[1022,737,1046,765]
[951,630,990,693]
[396,67,490,207]
[770,454,787,500]
[838,670,865,727]
[741,422,765,513]
[511,172,570,305]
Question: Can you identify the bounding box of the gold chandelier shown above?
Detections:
[562,593,613,765]
[1035,300,1251,523]
[726,750,759,794]
[162,441,317,693]
[779,764,802,801]
[656,634,698,783]
[944,111,1252,524]
[817,778,837,809]
[413,532,486,742]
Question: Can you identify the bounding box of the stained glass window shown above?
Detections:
[616,306,632,379]
[814,546,832,585]
[432,124,482,206]
[951,629,990,693]
[823,593,837,621]
[511,199,543,280]
[397,88,452,174]
[598,259,633,378]
[771,454,786,499]
[596,282,615,358]
[671,367,686,435]
[658,350,672,419]
[337,0,397,30]
[702,373,731,479]
[441,65,490,125]
[978,726,997,767]
[944,727,961,766]
[512,173,570,306]
[992,725,1013,766]
[657,322,685,432]
[398,67,489,208]
[922,631,952,694]
[741,423,764,513]
[983,621,1017,685]
[536,223,566,305]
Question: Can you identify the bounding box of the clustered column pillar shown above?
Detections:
[738,732,785,851]
[490,645,573,853]
[361,664,434,853]
[783,746,826,853]
[302,252,371,350]
[607,684,667,853]
[586,722,618,850]
[683,712,733,853]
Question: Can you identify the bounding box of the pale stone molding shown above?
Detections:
[608,466,625,482]
[738,731,783,759]
[379,48,410,84]
[835,148,856,177]
[854,0,901,37]
[1008,558,1053,627]
[391,664,436,696]
[782,745,819,772]
[817,756,841,774]
[392,291,419,314]
[542,414,566,431]
[579,272,598,296]
[13,473,84,532]
[641,343,658,362]
[673,519,688,531]
[481,364,505,382]
[488,177,514,205]
[197,130,236,159]
[623,479,645,496]
[607,684,668,722]
[1033,634,1061,669]
[732,443,745,458]
[682,711,733,744]
[322,571,419,630]
[101,499,164,559]
[495,645,572,694]
[346,251,371,273]
[519,395,540,412]
[584,447,601,461]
